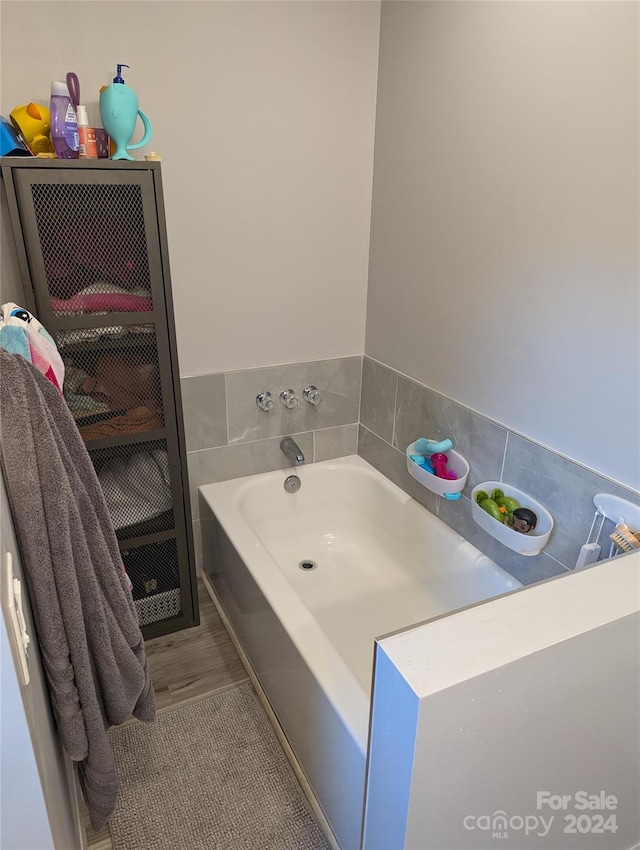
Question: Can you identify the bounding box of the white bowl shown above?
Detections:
[471,481,553,556]
[405,441,469,497]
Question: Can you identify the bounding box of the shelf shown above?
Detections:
[0,157,161,171]
[118,528,176,550]
[471,481,553,556]
[51,311,160,332]
[115,510,175,543]
[84,428,167,451]
[405,441,469,498]
[57,330,158,355]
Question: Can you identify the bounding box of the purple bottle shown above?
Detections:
[50,81,79,158]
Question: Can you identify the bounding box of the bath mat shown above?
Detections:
[108,683,332,850]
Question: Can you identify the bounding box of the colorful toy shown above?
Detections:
[409,454,435,474]
[0,303,64,391]
[99,64,152,160]
[511,507,538,534]
[413,437,453,455]
[430,452,458,480]
[0,116,31,156]
[10,103,55,155]
[475,487,538,533]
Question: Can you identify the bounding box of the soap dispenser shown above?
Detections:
[99,64,153,160]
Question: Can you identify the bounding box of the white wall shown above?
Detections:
[1,615,55,850]
[1,476,83,850]
[0,0,380,376]
[365,553,640,850]
[366,1,640,490]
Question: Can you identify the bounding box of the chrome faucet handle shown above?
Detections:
[302,385,322,406]
[280,389,299,409]
[256,391,275,412]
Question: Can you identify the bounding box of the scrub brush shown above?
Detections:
[609,522,640,553]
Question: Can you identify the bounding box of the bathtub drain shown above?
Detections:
[298,560,317,571]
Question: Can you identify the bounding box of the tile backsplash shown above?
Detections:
[182,356,362,522]
[183,353,639,587]
[358,356,640,585]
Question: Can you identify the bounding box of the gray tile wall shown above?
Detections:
[182,352,639,588]
[358,356,640,585]
[182,357,362,542]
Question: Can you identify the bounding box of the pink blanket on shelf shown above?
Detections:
[51,292,152,314]
[43,214,149,298]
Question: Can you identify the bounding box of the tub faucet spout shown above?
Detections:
[281,437,305,466]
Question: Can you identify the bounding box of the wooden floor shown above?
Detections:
[86,578,249,850]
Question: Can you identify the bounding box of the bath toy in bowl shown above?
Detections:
[511,507,538,534]
[430,453,458,480]
[414,437,453,455]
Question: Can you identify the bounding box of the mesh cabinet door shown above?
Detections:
[11,169,166,331]
[55,324,167,442]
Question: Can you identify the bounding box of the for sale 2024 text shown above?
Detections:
[538,791,618,836]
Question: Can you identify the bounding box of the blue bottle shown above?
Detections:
[50,80,79,159]
[99,64,152,161]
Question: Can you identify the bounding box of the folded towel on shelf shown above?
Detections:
[57,326,128,346]
[0,348,155,830]
[63,362,111,417]
[79,406,163,441]
[42,214,150,297]
[98,450,172,530]
[0,302,65,391]
[50,282,153,315]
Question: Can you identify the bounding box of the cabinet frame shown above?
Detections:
[1,158,198,638]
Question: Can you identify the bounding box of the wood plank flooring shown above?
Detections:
[86,578,249,850]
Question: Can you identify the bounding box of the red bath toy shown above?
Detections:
[430,453,458,480]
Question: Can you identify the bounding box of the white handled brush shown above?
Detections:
[574,507,605,570]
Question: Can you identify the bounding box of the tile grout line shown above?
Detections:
[361,423,404,456]
[500,430,509,482]
[356,354,363,426]
[391,372,399,449]
[223,372,230,447]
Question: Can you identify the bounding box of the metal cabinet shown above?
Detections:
[1,159,198,638]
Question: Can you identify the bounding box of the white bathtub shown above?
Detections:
[200,455,520,850]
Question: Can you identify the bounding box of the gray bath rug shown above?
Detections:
[108,683,332,850]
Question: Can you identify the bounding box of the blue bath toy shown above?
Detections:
[410,454,435,474]
[414,437,453,455]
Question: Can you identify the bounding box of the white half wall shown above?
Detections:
[0,0,380,376]
[364,553,640,850]
[366,1,640,489]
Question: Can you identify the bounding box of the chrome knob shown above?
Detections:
[256,391,275,412]
[302,385,322,406]
[280,389,299,409]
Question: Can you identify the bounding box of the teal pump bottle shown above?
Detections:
[99,64,152,160]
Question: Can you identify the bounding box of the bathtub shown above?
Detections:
[199,455,521,850]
